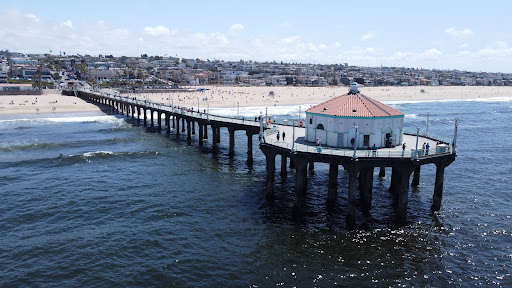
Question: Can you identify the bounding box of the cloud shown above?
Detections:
[25,13,40,23]
[229,24,244,33]
[496,40,507,49]
[361,31,376,41]
[421,48,442,58]
[144,25,171,36]
[281,35,300,44]
[62,20,73,29]
[445,27,473,39]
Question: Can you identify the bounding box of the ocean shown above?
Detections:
[0,98,511,287]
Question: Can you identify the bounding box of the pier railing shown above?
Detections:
[262,131,452,159]
[77,88,262,127]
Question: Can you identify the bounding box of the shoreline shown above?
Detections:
[1,86,511,116]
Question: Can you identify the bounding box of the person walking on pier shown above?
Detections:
[372,144,377,157]
[277,131,280,141]
[402,143,406,157]
[282,131,286,141]
[425,143,430,155]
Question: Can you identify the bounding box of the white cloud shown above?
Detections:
[421,48,442,58]
[445,27,474,39]
[496,40,508,49]
[62,20,73,29]
[460,43,469,49]
[281,35,300,44]
[229,24,244,33]
[25,13,40,22]
[361,31,377,41]
[144,25,171,36]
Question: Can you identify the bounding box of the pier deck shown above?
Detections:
[65,87,457,226]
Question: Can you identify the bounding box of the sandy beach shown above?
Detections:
[0,89,103,115]
[128,85,512,110]
[1,86,512,115]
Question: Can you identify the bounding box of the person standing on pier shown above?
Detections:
[372,144,377,157]
[402,143,406,157]
[277,131,280,141]
[282,131,286,141]
[425,143,430,155]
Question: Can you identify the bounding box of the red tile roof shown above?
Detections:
[306,93,404,118]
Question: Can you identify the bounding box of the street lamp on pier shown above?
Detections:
[415,126,420,159]
[352,125,358,159]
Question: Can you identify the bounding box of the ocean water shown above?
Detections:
[0,98,511,287]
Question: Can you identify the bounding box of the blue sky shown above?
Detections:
[1,1,511,72]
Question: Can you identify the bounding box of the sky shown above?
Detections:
[1,0,512,73]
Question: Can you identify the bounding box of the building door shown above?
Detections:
[337,133,344,147]
[363,135,370,147]
[385,133,391,147]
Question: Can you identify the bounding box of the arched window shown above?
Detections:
[317,123,324,130]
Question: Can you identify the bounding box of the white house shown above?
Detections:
[305,85,404,148]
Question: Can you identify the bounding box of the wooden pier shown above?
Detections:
[64,88,457,226]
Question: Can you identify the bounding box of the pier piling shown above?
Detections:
[327,163,338,209]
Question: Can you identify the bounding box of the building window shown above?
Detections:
[309,118,313,125]
[316,124,324,130]
[363,135,370,146]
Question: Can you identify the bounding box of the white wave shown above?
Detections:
[82,151,114,157]
[0,115,123,124]
[383,96,512,105]
[405,114,418,119]
[47,115,121,123]
[209,104,316,118]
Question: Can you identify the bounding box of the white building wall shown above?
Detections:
[305,112,404,148]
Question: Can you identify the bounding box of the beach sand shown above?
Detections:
[1,86,511,115]
[0,89,103,115]
[132,85,512,110]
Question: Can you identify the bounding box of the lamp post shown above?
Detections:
[298,106,301,120]
[237,102,239,117]
[453,118,458,154]
[426,112,430,137]
[415,126,420,159]
[265,107,268,121]
[197,97,199,114]
[352,125,358,159]
[259,111,263,143]
[207,103,209,120]
[292,120,296,152]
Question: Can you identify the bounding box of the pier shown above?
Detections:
[65,88,260,163]
[64,88,457,226]
[260,124,457,225]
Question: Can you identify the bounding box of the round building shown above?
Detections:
[305,85,404,148]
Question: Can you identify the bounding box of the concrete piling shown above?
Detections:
[327,163,338,209]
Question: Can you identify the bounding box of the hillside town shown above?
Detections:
[1,50,512,92]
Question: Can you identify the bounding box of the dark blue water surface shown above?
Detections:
[0,98,511,287]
